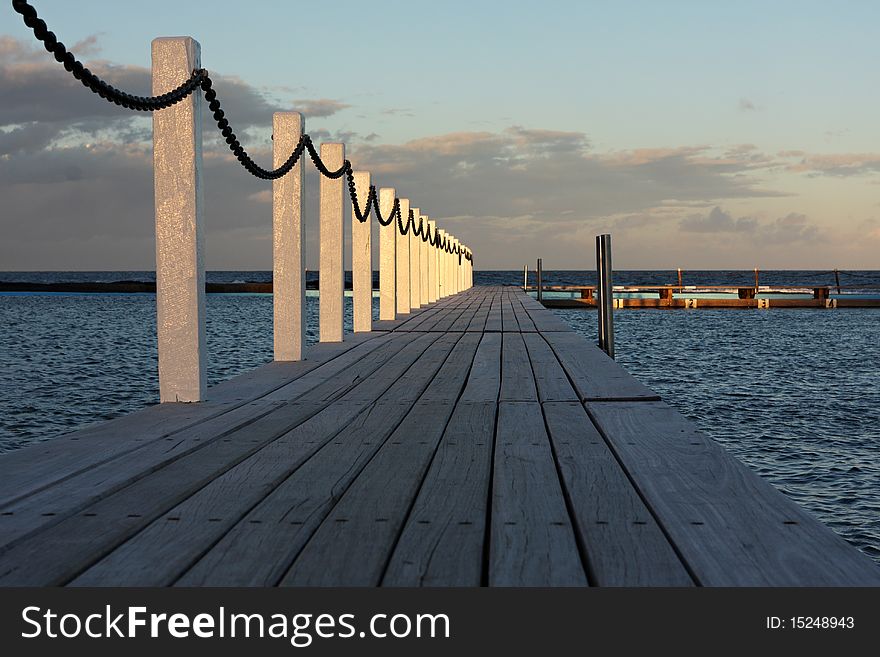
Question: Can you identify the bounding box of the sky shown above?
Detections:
[1,0,879,270]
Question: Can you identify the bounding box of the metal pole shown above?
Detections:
[537,258,543,303]
[523,265,528,290]
[754,267,759,295]
[834,268,841,296]
[677,267,682,292]
[597,234,615,359]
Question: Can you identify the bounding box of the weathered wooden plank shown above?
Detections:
[276,331,483,586]
[542,331,660,401]
[0,331,390,510]
[587,401,880,586]
[466,295,490,332]
[278,401,456,586]
[500,291,517,332]
[510,294,538,332]
[179,333,480,587]
[499,332,538,402]
[484,295,502,332]
[0,401,328,585]
[75,335,462,586]
[490,402,588,586]
[459,333,502,403]
[383,401,497,586]
[543,402,693,586]
[0,333,441,585]
[521,332,579,402]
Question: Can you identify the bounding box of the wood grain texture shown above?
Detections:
[383,401,497,586]
[490,402,588,586]
[543,331,660,401]
[543,402,693,586]
[499,332,538,402]
[587,401,880,585]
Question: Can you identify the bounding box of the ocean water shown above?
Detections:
[1,270,878,563]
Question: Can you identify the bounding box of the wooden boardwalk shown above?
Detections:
[0,286,877,586]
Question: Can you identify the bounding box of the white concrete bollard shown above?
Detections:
[379,187,397,320]
[319,143,345,342]
[351,171,372,332]
[409,208,421,310]
[152,37,206,403]
[396,198,411,315]
[419,215,429,305]
[272,111,305,361]
[437,229,446,298]
[427,219,437,304]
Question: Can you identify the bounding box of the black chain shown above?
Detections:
[12,0,473,262]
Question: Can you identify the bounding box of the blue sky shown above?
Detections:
[1,0,879,269]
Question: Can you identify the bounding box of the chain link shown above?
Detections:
[12,0,473,262]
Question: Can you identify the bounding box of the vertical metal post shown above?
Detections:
[523,265,528,290]
[378,187,396,320]
[536,258,543,303]
[754,267,759,296]
[319,143,344,342]
[351,170,371,332]
[596,234,615,359]
[834,268,841,296]
[152,37,205,402]
[677,267,682,292]
[272,111,305,361]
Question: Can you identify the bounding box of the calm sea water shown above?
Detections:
[1,270,878,563]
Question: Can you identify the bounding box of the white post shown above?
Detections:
[396,198,411,315]
[437,229,446,298]
[351,170,371,332]
[409,208,421,310]
[453,238,460,294]
[152,37,205,403]
[419,215,429,305]
[427,219,437,304]
[319,143,345,342]
[272,111,305,361]
[379,187,396,320]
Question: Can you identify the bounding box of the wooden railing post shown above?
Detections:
[427,219,437,303]
[272,111,305,361]
[351,170,371,332]
[152,37,205,403]
[396,198,411,315]
[379,187,397,320]
[319,143,345,342]
[409,208,422,309]
[437,229,446,297]
[420,216,430,305]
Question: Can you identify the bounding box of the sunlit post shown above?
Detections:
[319,143,345,342]
[351,171,372,332]
[272,111,305,361]
[152,36,206,402]
[396,198,411,315]
[379,187,397,320]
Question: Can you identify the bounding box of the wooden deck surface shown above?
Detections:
[0,286,877,586]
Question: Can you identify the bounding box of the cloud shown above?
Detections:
[679,206,758,233]
[292,98,350,118]
[678,207,819,244]
[781,151,880,177]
